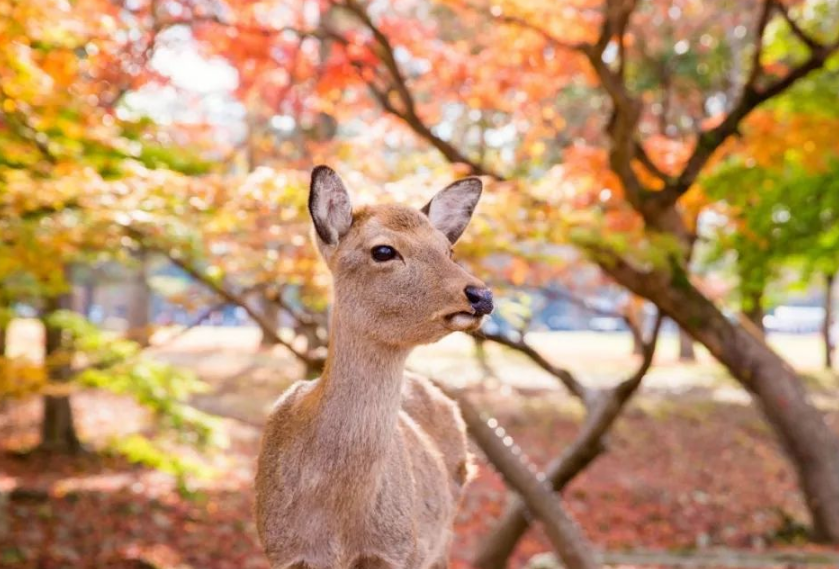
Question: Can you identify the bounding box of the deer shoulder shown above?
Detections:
[401,372,473,493]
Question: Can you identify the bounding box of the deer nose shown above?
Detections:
[464,286,494,316]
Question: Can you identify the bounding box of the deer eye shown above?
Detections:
[371,245,398,262]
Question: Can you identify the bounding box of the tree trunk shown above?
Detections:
[824,272,835,371]
[678,327,696,361]
[40,395,81,453]
[39,292,82,454]
[126,251,152,347]
[259,301,281,348]
[599,255,839,542]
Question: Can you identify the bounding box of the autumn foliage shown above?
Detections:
[3,0,839,567]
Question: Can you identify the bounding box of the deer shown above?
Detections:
[255,165,494,569]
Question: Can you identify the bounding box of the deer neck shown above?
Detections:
[311,306,410,464]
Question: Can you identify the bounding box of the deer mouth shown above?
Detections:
[444,311,483,331]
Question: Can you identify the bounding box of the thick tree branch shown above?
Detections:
[435,381,601,569]
[474,312,662,569]
[578,0,647,207]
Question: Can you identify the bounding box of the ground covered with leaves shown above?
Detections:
[2,333,839,569]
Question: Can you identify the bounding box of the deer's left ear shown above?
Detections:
[421,177,482,244]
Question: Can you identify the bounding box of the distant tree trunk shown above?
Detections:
[0,297,8,358]
[625,298,645,356]
[744,288,765,338]
[41,395,80,453]
[299,321,325,378]
[678,327,696,361]
[631,331,644,355]
[259,292,282,348]
[39,290,82,454]
[0,300,7,415]
[824,272,835,370]
[74,279,95,319]
[126,251,152,347]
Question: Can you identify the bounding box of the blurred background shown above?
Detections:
[1,0,839,568]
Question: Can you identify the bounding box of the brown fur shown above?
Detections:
[256,193,486,569]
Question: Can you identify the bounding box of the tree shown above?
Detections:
[161,0,839,541]
[39,285,83,453]
[170,0,839,541]
[703,73,839,365]
[0,0,211,452]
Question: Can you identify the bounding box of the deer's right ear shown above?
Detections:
[309,166,353,249]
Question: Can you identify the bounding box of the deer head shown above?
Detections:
[309,165,493,348]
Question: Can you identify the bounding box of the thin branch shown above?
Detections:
[70,301,225,378]
[474,328,590,401]
[333,0,503,178]
[123,228,314,365]
[544,288,629,321]
[338,0,417,117]
[489,10,588,51]
[659,3,839,206]
[577,0,646,206]
[546,287,647,350]
[240,282,324,328]
[746,0,775,88]
[776,2,823,51]
[0,85,58,165]
[634,140,673,183]
[151,301,224,346]
[614,309,663,395]
[167,254,311,363]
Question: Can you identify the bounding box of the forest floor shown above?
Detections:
[2,327,839,569]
